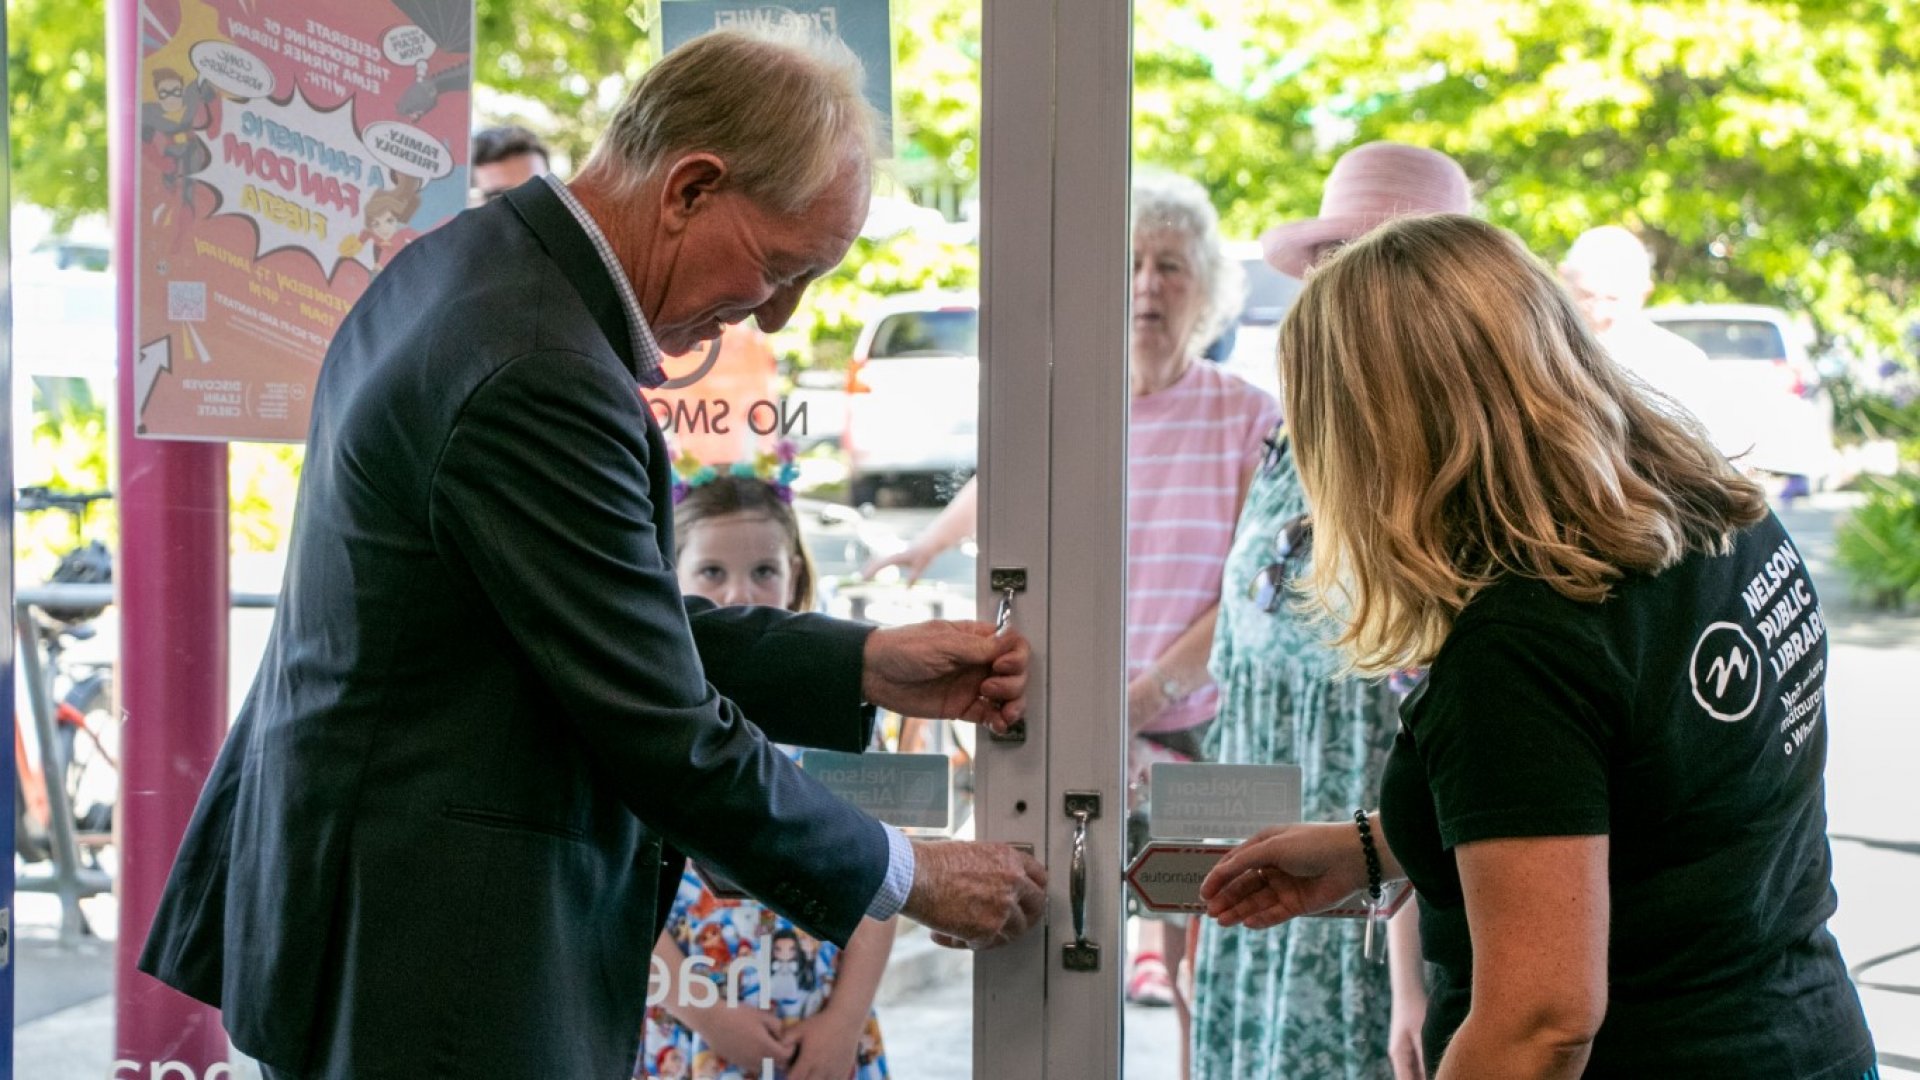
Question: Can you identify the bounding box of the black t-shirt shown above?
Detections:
[1380,512,1875,1077]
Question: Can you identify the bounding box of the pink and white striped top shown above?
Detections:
[1129,362,1280,735]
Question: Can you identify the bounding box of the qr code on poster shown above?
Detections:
[168,281,208,322]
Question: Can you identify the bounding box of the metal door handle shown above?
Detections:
[1070,807,1088,941]
[1063,792,1100,971]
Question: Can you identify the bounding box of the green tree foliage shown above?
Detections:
[7,0,109,225]
[472,0,652,168]
[14,0,1917,355]
[1133,0,1920,354]
[17,387,114,579]
[6,0,651,220]
[889,0,981,211]
[1838,472,1920,608]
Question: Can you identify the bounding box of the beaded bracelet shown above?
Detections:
[1355,809,1387,962]
[1353,809,1383,902]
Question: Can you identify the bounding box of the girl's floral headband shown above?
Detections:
[670,440,802,505]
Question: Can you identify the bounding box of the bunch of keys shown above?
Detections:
[1362,887,1387,963]
[988,570,1026,742]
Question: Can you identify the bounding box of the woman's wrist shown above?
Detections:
[1148,664,1188,703]
[1301,821,1375,897]
[1126,674,1169,732]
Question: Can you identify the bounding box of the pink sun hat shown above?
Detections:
[1260,142,1473,278]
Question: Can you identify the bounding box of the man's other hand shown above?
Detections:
[861,621,1030,736]
[903,841,1047,950]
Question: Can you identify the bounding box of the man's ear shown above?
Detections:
[659,153,729,235]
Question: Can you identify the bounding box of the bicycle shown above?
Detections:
[13,485,117,869]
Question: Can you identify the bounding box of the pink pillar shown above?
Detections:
[110,0,232,1070]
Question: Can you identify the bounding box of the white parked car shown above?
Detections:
[842,291,980,506]
[1216,241,1302,399]
[1644,304,1837,485]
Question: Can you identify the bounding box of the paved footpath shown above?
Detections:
[1776,497,1920,1075]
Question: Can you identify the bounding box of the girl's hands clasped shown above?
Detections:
[780,1008,868,1080]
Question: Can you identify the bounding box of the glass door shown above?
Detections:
[972,0,1134,1074]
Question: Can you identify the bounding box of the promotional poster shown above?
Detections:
[133,0,473,441]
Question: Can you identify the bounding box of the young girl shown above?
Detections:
[638,461,895,1080]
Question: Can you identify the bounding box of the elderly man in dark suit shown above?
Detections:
[139,28,1046,1080]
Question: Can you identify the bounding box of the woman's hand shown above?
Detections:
[780,1009,867,1080]
[1200,822,1370,929]
[677,1003,789,1073]
[861,477,978,584]
[861,543,940,584]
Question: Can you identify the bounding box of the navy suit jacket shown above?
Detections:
[138,179,892,1079]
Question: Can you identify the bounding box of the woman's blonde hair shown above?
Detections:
[1280,214,1767,671]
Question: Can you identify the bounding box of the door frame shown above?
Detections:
[975,0,1133,1073]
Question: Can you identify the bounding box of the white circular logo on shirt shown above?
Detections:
[1689,621,1763,723]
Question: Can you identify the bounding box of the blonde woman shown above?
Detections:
[1202,215,1876,1078]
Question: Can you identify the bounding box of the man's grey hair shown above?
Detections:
[1561,225,1654,293]
[1133,172,1243,353]
[583,27,880,214]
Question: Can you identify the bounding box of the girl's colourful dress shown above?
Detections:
[637,855,889,1080]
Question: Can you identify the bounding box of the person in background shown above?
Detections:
[1204,214,1875,1078]
[643,465,896,1080]
[472,123,553,202]
[1558,225,1716,424]
[1190,140,1467,1080]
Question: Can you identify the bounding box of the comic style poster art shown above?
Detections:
[133,0,473,440]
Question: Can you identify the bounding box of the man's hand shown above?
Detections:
[903,840,1047,950]
[861,621,1030,736]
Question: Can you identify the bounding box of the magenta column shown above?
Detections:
[110,0,233,1071]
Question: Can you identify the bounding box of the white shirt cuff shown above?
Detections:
[866,823,915,920]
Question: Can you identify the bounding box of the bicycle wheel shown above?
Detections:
[58,667,117,842]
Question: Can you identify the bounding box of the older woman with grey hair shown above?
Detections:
[866,173,1277,1046]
